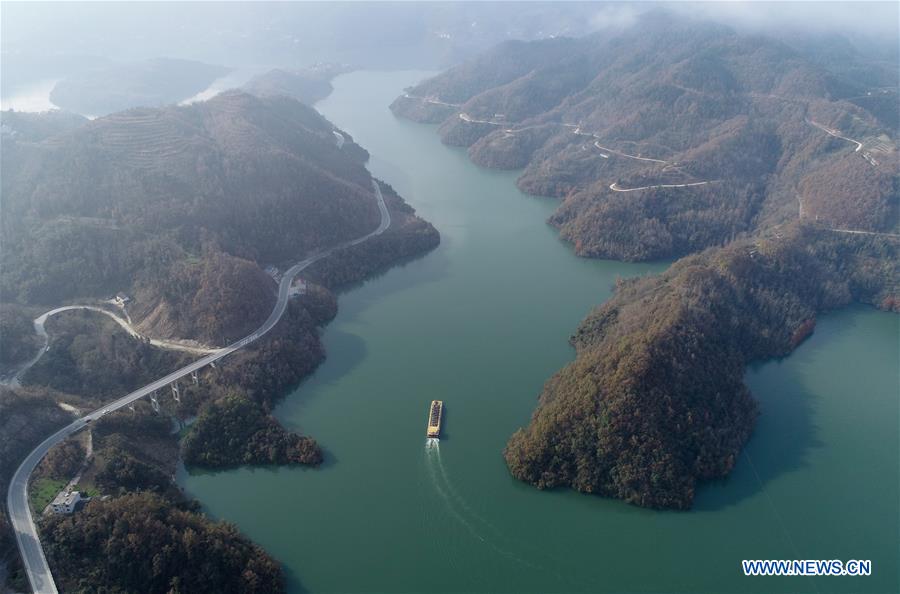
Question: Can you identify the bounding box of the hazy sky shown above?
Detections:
[668,1,898,38]
[4,2,897,52]
[586,2,898,37]
[2,1,897,96]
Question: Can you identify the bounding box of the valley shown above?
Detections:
[177,70,898,593]
[1,5,897,593]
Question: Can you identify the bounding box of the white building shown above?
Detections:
[50,489,82,514]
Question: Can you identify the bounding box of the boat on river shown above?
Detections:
[426,400,443,438]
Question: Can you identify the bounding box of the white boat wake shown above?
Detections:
[424,440,534,567]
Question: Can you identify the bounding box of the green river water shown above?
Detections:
[179,71,899,593]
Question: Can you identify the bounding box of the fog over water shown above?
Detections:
[0,78,59,112]
[3,2,897,104]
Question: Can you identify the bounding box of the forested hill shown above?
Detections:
[0,110,88,142]
[48,57,230,116]
[392,10,899,511]
[242,64,349,105]
[392,11,899,260]
[505,225,898,509]
[1,91,434,344]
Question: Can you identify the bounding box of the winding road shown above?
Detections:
[807,119,862,152]
[564,125,673,165]
[807,119,879,166]
[593,141,669,165]
[7,179,391,594]
[610,181,712,192]
[1,307,220,388]
[458,112,503,126]
[402,93,461,108]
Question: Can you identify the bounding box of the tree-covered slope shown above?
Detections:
[393,12,898,260]
[43,492,283,593]
[1,91,437,344]
[48,57,230,116]
[504,225,898,508]
[242,64,348,105]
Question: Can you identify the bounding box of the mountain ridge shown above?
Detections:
[392,13,898,261]
[2,90,438,345]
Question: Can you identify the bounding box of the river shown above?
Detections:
[179,70,899,593]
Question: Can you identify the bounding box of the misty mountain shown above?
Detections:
[48,58,230,116]
[241,65,348,105]
[393,11,898,260]
[1,2,606,95]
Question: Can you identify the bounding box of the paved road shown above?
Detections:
[826,227,900,239]
[593,141,669,165]
[807,119,862,152]
[403,93,461,108]
[1,306,220,388]
[7,179,391,594]
[458,112,503,126]
[609,181,711,192]
[565,124,672,165]
[807,119,879,166]
[798,194,899,239]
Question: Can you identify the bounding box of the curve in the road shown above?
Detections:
[806,119,881,166]
[7,179,391,594]
[609,180,711,192]
[807,119,863,152]
[564,124,672,165]
[2,306,220,388]
[458,113,504,126]
[593,141,669,165]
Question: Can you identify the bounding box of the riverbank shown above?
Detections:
[2,94,439,591]
[180,70,898,594]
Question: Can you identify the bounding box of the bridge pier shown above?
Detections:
[190,370,199,385]
[171,382,181,403]
[150,391,160,413]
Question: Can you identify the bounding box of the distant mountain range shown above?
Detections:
[49,58,230,116]
[241,65,350,105]
[392,11,898,261]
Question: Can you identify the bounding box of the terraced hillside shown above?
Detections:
[393,11,899,260]
[1,91,438,344]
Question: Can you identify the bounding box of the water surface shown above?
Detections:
[180,71,899,594]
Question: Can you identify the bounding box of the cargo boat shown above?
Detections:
[426,400,443,438]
